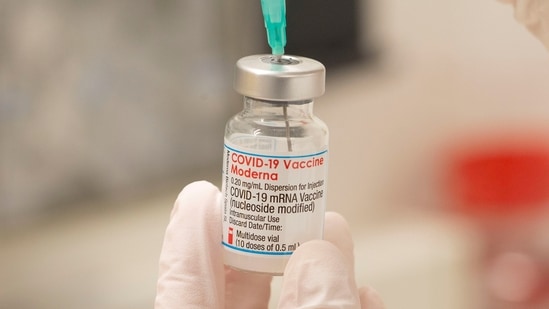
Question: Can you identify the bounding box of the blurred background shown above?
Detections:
[2,0,549,308]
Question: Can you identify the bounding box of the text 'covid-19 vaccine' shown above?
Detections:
[221,54,328,275]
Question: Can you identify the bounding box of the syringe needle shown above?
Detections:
[283,103,292,152]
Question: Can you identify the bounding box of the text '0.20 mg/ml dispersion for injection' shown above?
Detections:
[221,54,328,275]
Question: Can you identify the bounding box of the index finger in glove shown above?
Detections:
[277,212,359,309]
[278,212,385,309]
[155,181,225,309]
[324,211,356,278]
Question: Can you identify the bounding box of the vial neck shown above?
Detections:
[243,97,314,116]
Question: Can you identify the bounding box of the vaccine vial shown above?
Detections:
[221,54,328,275]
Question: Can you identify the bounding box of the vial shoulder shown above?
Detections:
[224,114,328,153]
[225,113,328,137]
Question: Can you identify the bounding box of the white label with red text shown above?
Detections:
[221,142,328,256]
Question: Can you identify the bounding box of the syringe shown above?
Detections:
[260,0,286,57]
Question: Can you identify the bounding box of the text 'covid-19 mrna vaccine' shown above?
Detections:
[221,54,328,275]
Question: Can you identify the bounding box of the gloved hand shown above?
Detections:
[154,181,384,309]
[500,0,549,49]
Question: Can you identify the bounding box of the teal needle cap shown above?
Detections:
[261,0,286,55]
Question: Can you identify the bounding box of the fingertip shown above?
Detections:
[324,211,352,239]
[324,211,355,268]
[173,180,220,213]
[324,211,349,225]
[170,181,221,224]
[178,180,219,196]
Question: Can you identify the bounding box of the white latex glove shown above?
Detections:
[500,0,549,50]
[155,181,384,309]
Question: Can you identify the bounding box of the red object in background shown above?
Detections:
[449,139,549,216]
[447,135,549,308]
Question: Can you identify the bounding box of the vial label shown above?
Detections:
[221,141,328,257]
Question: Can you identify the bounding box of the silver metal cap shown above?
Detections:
[234,55,325,101]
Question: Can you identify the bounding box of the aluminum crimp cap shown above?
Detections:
[234,54,325,102]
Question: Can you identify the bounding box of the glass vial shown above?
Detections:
[221,55,328,275]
